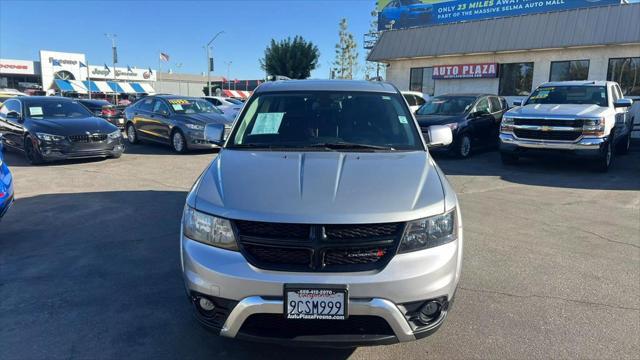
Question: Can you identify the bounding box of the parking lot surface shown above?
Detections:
[1,142,638,360]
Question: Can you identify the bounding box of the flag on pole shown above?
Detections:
[159,52,170,62]
[79,62,87,68]
[52,59,61,66]
[148,67,153,74]
[112,46,118,64]
[104,64,111,74]
[127,65,133,72]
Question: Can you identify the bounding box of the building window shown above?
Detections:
[498,63,534,96]
[549,60,589,82]
[607,57,640,96]
[409,67,434,95]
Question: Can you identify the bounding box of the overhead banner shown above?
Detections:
[377,0,621,31]
[432,63,497,79]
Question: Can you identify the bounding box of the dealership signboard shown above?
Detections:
[39,50,87,91]
[377,0,621,31]
[0,59,38,75]
[88,65,156,82]
[432,63,497,79]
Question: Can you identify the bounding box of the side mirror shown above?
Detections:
[426,125,453,148]
[512,100,522,107]
[6,111,21,122]
[204,123,225,145]
[614,98,633,108]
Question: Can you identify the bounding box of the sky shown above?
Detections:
[0,0,376,80]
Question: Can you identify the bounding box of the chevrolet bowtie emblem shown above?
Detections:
[541,126,552,132]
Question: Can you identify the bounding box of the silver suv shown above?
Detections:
[180,80,463,347]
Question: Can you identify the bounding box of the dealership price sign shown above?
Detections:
[432,63,497,79]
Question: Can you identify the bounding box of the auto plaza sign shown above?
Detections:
[378,0,621,31]
[432,63,497,79]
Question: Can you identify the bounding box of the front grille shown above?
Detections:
[69,134,107,143]
[514,129,581,141]
[234,220,405,272]
[239,314,395,338]
[514,118,584,127]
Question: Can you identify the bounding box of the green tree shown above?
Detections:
[334,18,359,79]
[364,9,384,80]
[260,36,320,79]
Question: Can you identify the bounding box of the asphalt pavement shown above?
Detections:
[1,141,638,359]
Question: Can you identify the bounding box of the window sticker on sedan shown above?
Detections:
[251,112,284,134]
[171,104,184,111]
[29,107,43,116]
[398,115,409,124]
[168,99,190,105]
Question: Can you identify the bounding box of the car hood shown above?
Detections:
[416,114,462,127]
[180,112,230,124]
[193,150,446,224]
[508,104,609,118]
[29,116,117,135]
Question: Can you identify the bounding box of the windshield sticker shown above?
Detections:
[382,96,391,100]
[398,115,409,124]
[251,112,284,134]
[168,99,190,105]
[531,90,551,100]
[171,104,184,111]
[29,107,43,116]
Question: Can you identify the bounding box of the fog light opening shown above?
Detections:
[417,301,441,325]
[198,297,216,312]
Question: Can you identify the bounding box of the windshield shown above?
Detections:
[416,96,475,116]
[526,86,608,107]
[167,98,222,114]
[225,98,243,105]
[228,91,423,151]
[26,100,93,119]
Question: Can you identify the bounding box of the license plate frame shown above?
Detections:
[284,284,348,320]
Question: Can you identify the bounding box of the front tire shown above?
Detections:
[594,139,613,172]
[453,133,472,158]
[24,135,44,165]
[171,130,188,153]
[126,123,138,144]
[616,131,631,155]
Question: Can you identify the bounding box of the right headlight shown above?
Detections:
[36,132,65,142]
[398,209,456,253]
[500,116,514,132]
[182,206,238,251]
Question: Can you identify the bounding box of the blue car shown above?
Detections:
[379,0,433,30]
[0,142,14,219]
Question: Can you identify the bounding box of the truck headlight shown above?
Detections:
[582,118,605,137]
[185,123,205,131]
[399,209,456,253]
[501,116,514,132]
[183,206,238,251]
[36,132,65,142]
[108,130,121,140]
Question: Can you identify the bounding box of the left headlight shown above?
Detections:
[183,206,238,251]
[36,132,65,142]
[398,209,456,253]
[108,130,121,140]
[185,123,205,131]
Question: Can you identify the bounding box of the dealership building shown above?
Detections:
[369,2,640,107]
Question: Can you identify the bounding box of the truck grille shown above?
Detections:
[514,129,582,141]
[514,118,584,127]
[234,220,405,272]
[69,134,107,143]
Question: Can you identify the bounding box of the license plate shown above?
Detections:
[118,118,124,124]
[284,285,347,320]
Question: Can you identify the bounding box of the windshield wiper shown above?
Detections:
[307,142,395,151]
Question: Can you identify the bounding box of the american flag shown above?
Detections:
[159,52,170,62]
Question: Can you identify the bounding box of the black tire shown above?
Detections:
[452,133,472,158]
[171,130,188,153]
[24,135,44,165]
[111,152,122,159]
[616,131,631,155]
[500,151,519,165]
[126,123,138,144]
[594,139,613,172]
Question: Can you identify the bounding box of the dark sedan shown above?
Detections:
[78,99,126,129]
[123,95,232,153]
[416,94,509,158]
[0,141,13,219]
[0,96,124,164]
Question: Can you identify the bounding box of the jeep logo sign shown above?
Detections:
[432,63,498,80]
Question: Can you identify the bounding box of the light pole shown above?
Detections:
[205,31,224,96]
[224,61,232,90]
[175,62,183,95]
[105,33,118,104]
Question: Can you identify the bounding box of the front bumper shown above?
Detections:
[180,215,462,346]
[39,140,125,161]
[500,133,605,158]
[0,194,13,219]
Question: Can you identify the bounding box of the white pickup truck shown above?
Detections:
[499,81,634,172]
